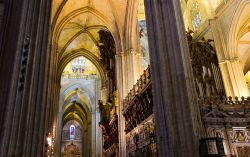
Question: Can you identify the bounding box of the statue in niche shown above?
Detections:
[139,28,144,38]
[99,100,111,124]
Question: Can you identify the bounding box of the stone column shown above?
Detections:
[95,79,102,157]
[115,53,126,157]
[55,97,63,157]
[55,112,63,157]
[219,59,249,97]
[117,50,140,156]
[91,109,96,157]
[144,0,199,156]
[0,0,52,156]
[210,19,249,97]
[121,50,143,93]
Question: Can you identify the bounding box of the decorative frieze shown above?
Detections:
[18,37,30,91]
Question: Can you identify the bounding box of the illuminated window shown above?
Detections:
[69,125,75,140]
[191,2,202,31]
[72,56,86,74]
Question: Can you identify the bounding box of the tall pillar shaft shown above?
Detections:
[115,54,126,157]
[0,0,52,156]
[144,0,199,156]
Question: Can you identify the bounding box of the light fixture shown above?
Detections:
[47,134,52,147]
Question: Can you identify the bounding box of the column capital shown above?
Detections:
[116,51,129,57]
[121,48,141,55]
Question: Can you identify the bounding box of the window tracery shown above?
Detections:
[191,1,202,31]
[69,125,75,140]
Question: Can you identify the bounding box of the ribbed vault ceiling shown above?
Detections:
[51,0,128,65]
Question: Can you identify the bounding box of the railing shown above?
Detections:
[122,67,153,133]
[122,67,157,156]
[123,67,151,111]
[61,73,97,80]
[199,96,250,126]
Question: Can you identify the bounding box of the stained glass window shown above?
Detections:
[191,2,202,31]
[72,57,86,74]
[69,125,75,140]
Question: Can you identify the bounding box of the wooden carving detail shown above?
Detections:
[98,30,117,94]
[122,67,157,156]
[62,142,81,157]
[103,115,119,150]
[187,31,225,97]
[236,147,250,157]
[125,117,157,157]
[123,67,153,133]
[98,30,119,156]
[99,100,111,124]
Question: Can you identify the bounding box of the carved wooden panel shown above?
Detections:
[62,142,81,157]
[187,31,225,97]
[236,147,250,157]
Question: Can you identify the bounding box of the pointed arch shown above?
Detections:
[58,48,106,85]
[228,0,250,59]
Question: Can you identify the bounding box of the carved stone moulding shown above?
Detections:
[203,118,250,127]
[103,143,119,157]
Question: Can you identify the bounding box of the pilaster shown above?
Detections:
[219,59,249,97]
[130,49,143,83]
[115,53,126,157]
[210,19,249,97]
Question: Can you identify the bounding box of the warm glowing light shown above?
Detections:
[47,136,52,147]
[62,56,97,80]
[245,71,250,94]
